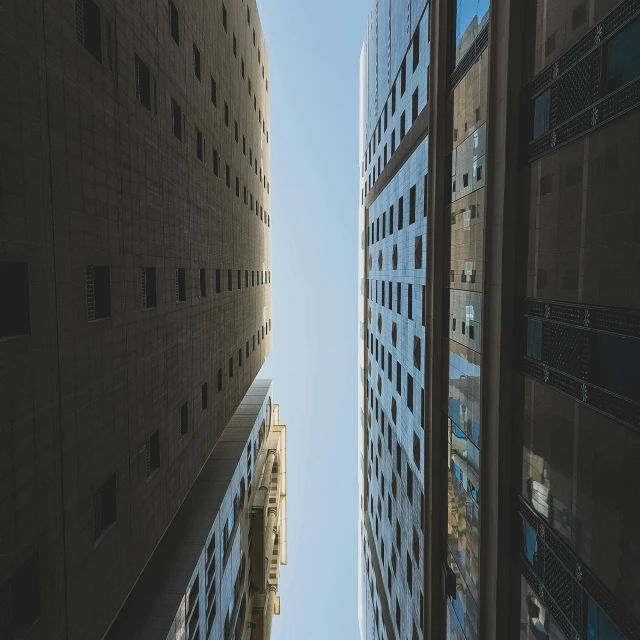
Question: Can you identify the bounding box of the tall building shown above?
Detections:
[359,0,640,639]
[0,0,272,638]
[358,3,431,638]
[104,380,287,640]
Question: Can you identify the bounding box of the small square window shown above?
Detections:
[142,267,157,309]
[135,55,151,110]
[179,401,188,436]
[146,430,160,475]
[211,76,217,105]
[201,382,208,410]
[213,149,220,176]
[77,0,103,63]
[93,472,116,541]
[175,268,186,301]
[169,0,179,45]
[171,98,182,140]
[0,261,31,338]
[195,127,203,161]
[193,43,201,79]
[86,265,111,320]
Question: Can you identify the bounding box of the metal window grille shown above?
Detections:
[86,266,95,320]
[106,21,112,71]
[135,59,140,101]
[141,268,147,308]
[145,438,151,476]
[75,0,84,44]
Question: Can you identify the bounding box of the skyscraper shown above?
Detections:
[359,0,640,638]
[104,380,287,640]
[0,0,272,638]
[358,3,430,638]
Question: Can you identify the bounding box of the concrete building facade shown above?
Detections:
[359,0,640,638]
[0,0,272,638]
[104,380,287,640]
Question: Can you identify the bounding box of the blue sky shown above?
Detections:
[256,0,370,637]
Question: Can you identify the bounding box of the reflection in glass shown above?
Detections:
[605,19,640,94]
[453,0,490,65]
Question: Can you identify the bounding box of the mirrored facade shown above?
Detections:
[359,2,431,638]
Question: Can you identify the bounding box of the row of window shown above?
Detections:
[362,22,428,193]
[91,317,270,545]
[168,92,271,204]
[76,1,271,195]
[368,181,427,246]
[368,280,426,327]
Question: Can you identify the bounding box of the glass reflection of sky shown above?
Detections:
[455,0,490,63]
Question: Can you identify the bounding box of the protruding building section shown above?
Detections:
[103,380,287,640]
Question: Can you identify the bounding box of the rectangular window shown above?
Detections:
[234,121,239,142]
[175,268,186,301]
[397,282,401,313]
[246,341,249,358]
[396,362,402,395]
[412,29,420,71]
[199,268,206,297]
[407,373,413,411]
[195,127,203,160]
[86,265,111,320]
[193,43,201,79]
[415,235,423,268]
[77,0,103,63]
[388,353,392,381]
[224,101,229,126]
[391,129,396,154]
[225,164,231,187]
[533,89,550,139]
[384,103,388,130]
[400,59,406,95]
[526,318,542,360]
[171,98,182,140]
[382,212,386,239]
[407,465,413,502]
[201,382,208,410]
[409,185,416,224]
[215,269,221,293]
[398,196,404,230]
[213,149,220,176]
[400,112,406,140]
[412,88,418,123]
[1,555,40,634]
[135,55,151,110]
[169,0,179,44]
[0,261,30,338]
[605,19,640,93]
[222,2,227,31]
[237,270,241,289]
[146,430,160,475]
[413,432,420,468]
[408,283,413,319]
[238,348,243,367]
[211,76,217,105]
[227,270,232,291]
[142,267,157,309]
[93,472,116,541]
[179,401,188,436]
[229,356,234,378]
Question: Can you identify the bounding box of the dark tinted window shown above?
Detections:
[0,261,30,338]
[135,56,151,110]
[591,332,640,401]
[605,19,640,93]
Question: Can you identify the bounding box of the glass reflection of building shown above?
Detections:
[360,0,640,637]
